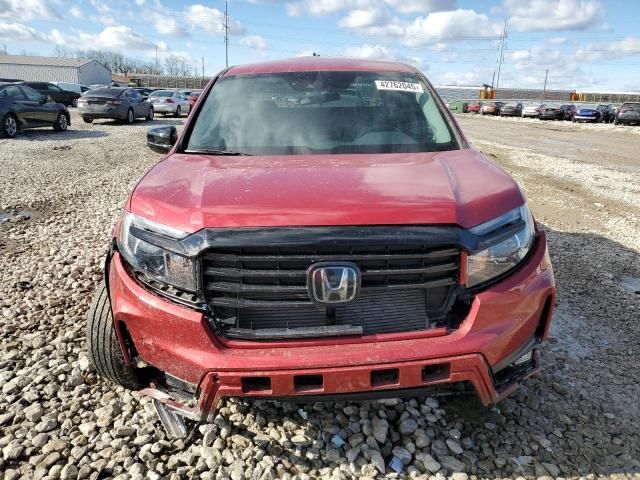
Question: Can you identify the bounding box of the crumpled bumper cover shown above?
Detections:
[108,232,555,419]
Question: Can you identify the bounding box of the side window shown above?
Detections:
[20,86,43,102]
[47,84,62,92]
[1,86,25,99]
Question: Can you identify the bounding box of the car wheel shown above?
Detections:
[146,107,154,121]
[72,98,78,108]
[174,106,182,118]
[83,117,93,124]
[1,113,17,138]
[86,282,144,390]
[53,112,68,132]
[126,108,134,124]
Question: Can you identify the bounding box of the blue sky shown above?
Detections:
[1,0,639,91]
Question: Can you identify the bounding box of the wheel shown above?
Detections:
[1,113,17,138]
[126,108,134,124]
[174,106,182,118]
[613,118,619,125]
[72,98,78,108]
[53,112,68,132]
[86,282,144,390]
[146,107,154,121]
[82,117,93,123]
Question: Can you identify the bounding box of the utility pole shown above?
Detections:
[202,56,204,79]
[155,46,158,73]
[223,0,230,68]
[542,68,549,100]
[3,43,6,55]
[495,20,507,91]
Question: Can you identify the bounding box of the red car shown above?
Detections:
[467,101,482,113]
[87,57,556,436]
[188,90,202,110]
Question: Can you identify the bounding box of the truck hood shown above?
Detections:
[130,149,523,232]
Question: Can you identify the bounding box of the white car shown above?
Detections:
[148,90,191,117]
[522,104,544,118]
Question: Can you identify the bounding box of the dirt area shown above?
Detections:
[0,110,639,479]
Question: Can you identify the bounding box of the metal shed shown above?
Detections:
[0,55,111,85]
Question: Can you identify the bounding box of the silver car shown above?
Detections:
[78,87,154,124]
[148,90,191,117]
[522,104,544,118]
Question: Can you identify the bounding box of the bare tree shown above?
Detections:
[164,54,180,76]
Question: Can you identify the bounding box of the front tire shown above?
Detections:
[83,117,93,124]
[126,108,134,124]
[53,112,68,132]
[146,107,154,121]
[86,282,144,390]
[1,113,17,138]
[174,106,181,118]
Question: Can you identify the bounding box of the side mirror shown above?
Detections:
[147,126,178,154]
[41,95,51,104]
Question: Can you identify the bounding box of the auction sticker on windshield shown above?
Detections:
[375,80,424,93]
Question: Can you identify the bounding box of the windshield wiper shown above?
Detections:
[184,149,252,156]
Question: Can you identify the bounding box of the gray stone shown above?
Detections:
[416,452,441,473]
[371,417,388,444]
[398,418,419,435]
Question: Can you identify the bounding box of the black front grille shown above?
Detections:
[201,244,461,338]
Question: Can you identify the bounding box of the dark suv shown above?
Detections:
[86,58,556,436]
[24,82,81,107]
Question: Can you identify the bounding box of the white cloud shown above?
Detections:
[135,0,145,4]
[147,0,188,37]
[69,6,83,19]
[349,9,501,47]
[343,44,423,67]
[240,34,268,50]
[0,22,48,42]
[574,37,640,62]
[184,4,245,36]
[0,0,61,21]
[504,0,601,32]
[338,8,387,28]
[286,0,456,16]
[402,9,502,46]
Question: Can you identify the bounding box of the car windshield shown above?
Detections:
[186,71,457,155]
[622,103,640,111]
[150,91,173,97]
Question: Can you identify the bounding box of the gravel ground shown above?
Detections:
[1,111,639,480]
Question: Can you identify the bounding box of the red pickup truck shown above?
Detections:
[86,57,555,436]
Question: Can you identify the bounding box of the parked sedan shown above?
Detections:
[499,102,523,117]
[573,105,601,123]
[559,104,577,120]
[466,101,482,113]
[614,102,640,125]
[148,90,190,117]
[24,82,81,107]
[481,101,504,115]
[522,103,544,118]
[538,105,564,120]
[188,90,202,109]
[77,87,154,124]
[0,82,70,138]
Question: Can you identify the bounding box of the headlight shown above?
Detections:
[466,205,535,288]
[117,211,196,292]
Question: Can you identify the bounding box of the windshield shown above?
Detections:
[150,91,173,97]
[186,71,457,155]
